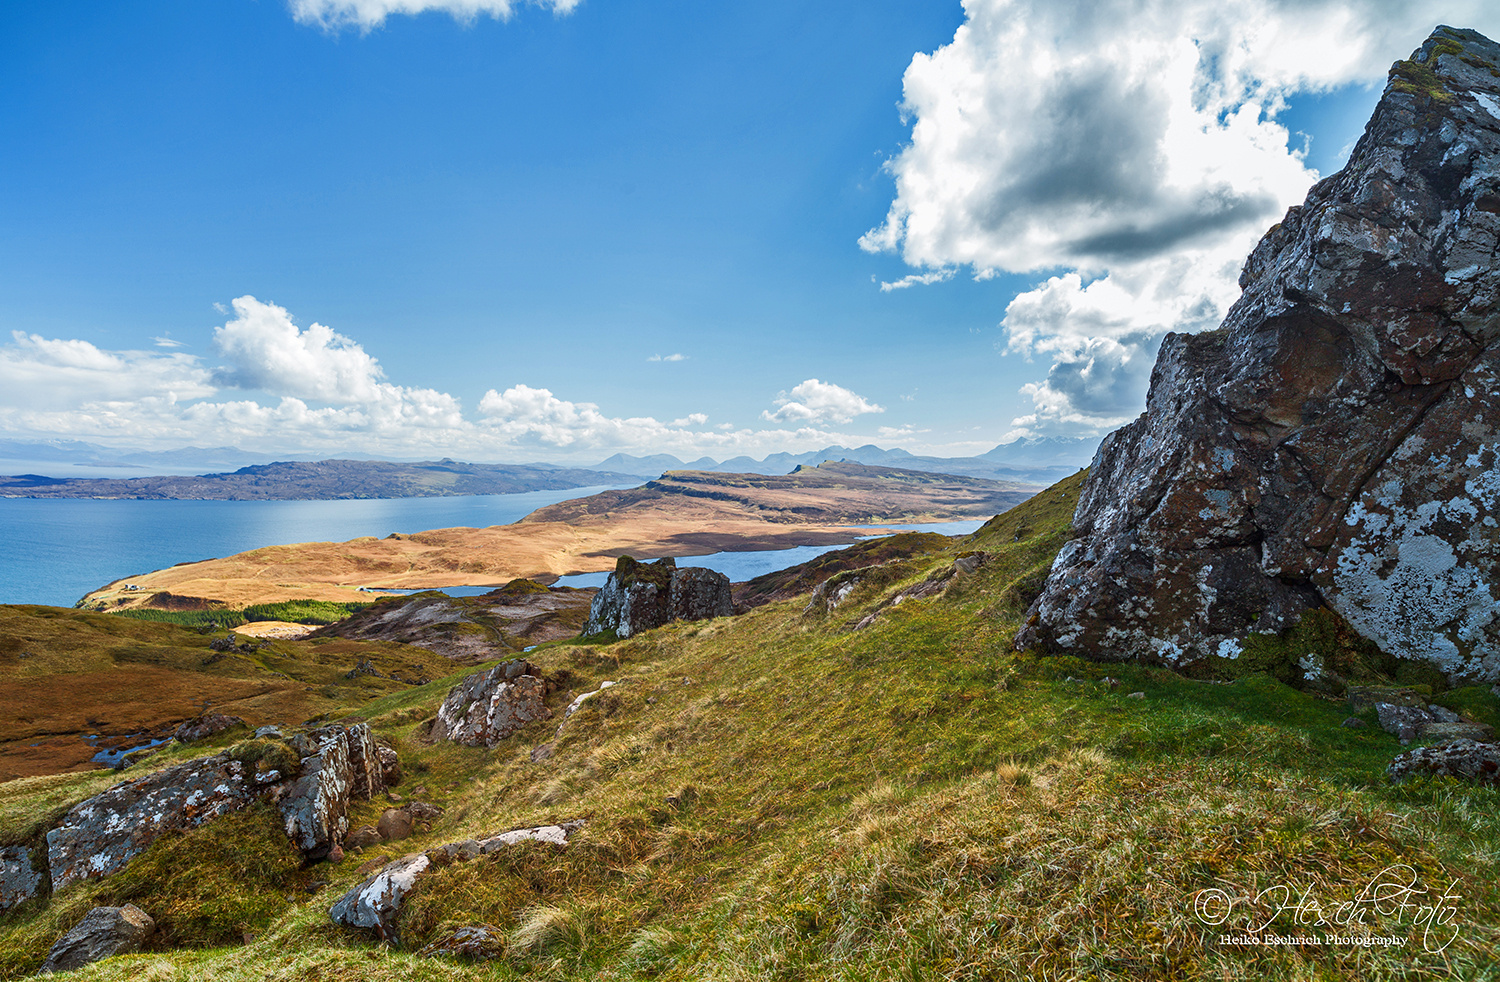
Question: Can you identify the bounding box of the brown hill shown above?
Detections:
[78,463,1038,612]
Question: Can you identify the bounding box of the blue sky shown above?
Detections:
[1,0,1495,464]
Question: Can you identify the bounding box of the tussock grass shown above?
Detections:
[3,469,1498,980]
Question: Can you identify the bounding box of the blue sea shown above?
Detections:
[0,489,988,608]
[0,486,631,608]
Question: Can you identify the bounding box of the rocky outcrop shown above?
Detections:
[1388,738,1500,785]
[582,557,732,638]
[40,904,154,974]
[431,660,556,748]
[0,845,45,913]
[46,754,266,890]
[274,727,354,859]
[31,723,390,907]
[329,821,585,945]
[1019,27,1500,685]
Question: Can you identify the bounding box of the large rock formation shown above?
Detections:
[582,557,732,639]
[430,659,555,747]
[1018,27,1500,685]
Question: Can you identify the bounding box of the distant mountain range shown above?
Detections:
[0,459,639,501]
[595,437,1099,485]
[0,436,1099,497]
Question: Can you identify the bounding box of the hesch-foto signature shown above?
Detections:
[1190,865,1463,953]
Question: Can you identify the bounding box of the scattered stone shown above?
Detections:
[804,572,863,615]
[1388,739,1500,786]
[377,809,415,842]
[1341,717,1367,729]
[345,826,382,850]
[354,853,391,877]
[328,853,430,943]
[406,801,444,823]
[557,681,618,735]
[431,660,554,748]
[582,556,732,638]
[1016,27,1500,686]
[375,742,402,787]
[1348,686,1426,712]
[1126,692,1146,700]
[345,658,381,679]
[254,725,285,740]
[1423,721,1497,742]
[0,845,45,913]
[1373,702,1494,744]
[172,713,246,743]
[416,924,505,960]
[330,820,585,945]
[40,904,154,974]
[1375,703,1438,744]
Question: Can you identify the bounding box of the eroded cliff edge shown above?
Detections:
[1018,27,1500,685]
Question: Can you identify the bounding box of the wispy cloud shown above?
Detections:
[877,268,954,292]
[288,0,582,32]
[647,353,688,362]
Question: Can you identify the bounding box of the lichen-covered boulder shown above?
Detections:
[328,852,430,943]
[1018,27,1500,685]
[1388,739,1500,785]
[273,726,353,859]
[344,723,385,801]
[432,660,553,748]
[172,713,246,743]
[39,904,154,974]
[45,754,262,889]
[583,556,732,638]
[0,845,45,913]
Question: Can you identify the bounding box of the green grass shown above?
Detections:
[111,600,369,629]
[2,471,1498,980]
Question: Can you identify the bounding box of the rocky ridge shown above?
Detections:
[1019,27,1500,686]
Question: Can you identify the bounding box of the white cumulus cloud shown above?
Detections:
[762,379,884,426]
[0,331,216,411]
[289,0,581,31]
[866,0,1500,436]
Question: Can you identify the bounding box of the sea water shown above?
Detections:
[0,486,632,607]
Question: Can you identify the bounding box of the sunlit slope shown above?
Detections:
[2,468,1496,980]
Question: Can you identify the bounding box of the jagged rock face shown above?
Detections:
[1019,27,1500,684]
[0,846,45,913]
[274,724,390,859]
[40,904,154,974]
[583,556,732,638]
[431,659,553,748]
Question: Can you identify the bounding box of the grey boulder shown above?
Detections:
[40,904,154,974]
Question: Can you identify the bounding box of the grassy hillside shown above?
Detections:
[1,468,1497,979]
[0,606,452,780]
